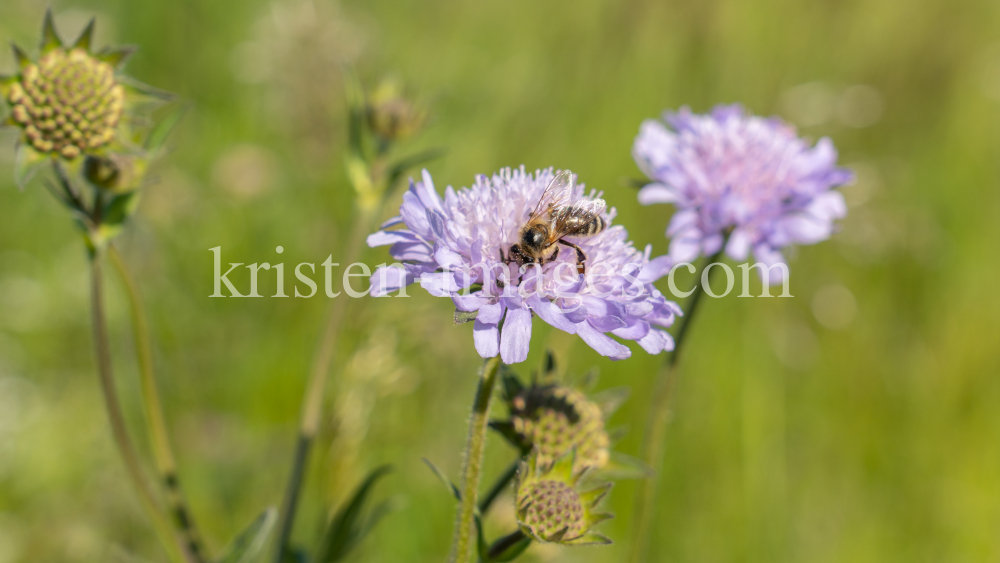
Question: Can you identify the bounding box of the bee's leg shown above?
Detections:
[558,239,588,275]
[545,246,560,264]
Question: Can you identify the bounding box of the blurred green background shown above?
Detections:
[2,0,1000,562]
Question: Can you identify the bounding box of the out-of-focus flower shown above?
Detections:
[514,450,612,546]
[367,167,681,364]
[366,77,427,144]
[1,11,167,187]
[633,104,854,284]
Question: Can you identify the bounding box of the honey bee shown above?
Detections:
[503,170,607,276]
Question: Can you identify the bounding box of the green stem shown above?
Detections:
[628,248,725,563]
[90,251,193,563]
[273,207,376,563]
[448,356,502,563]
[108,245,206,562]
[478,460,520,516]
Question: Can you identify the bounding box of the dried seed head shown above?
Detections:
[7,48,123,160]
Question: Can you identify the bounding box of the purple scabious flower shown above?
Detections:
[633,104,854,284]
[367,166,680,364]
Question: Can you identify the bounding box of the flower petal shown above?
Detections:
[369,265,413,297]
[577,321,631,360]
[473,319,500,358]
[500,306,533,364]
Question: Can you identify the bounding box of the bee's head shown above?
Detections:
[522,225,547,250]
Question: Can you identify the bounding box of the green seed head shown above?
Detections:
[510,384,610,469]
[514,450,613,546]
[517,478,587,540]
[7,48,123,160]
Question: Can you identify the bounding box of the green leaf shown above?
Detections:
[421,458,461,501]
[598,451,653,481]
[485,531,532,562]
[488,421,525,451]
[40,9,63,54]
[145,104,188,152]
[119,76,176,109]
[316,465,393,563]
[575,366,600,391]
[385,148,446,194]
[543,350,557,375]
[73,18,96,51]
[590,386,630,417]
[102,190,142,227]
[96,45,137,69]
[567,531,612,546]
[499,368,523,401]
[454,309,478,325]
[0,74,16,98]
[14,143,50,190]
[214,508,277,563]
[11,43,31,70]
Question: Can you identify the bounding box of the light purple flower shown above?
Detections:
[633,104,854,284]
[367,166,681,364]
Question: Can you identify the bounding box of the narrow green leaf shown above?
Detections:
[500,370,524,400]
[214,508,277,563]
[119,76,176,106]
[576,366,600,391]
[145,103,188,152]
[485,530,531,562]
[40,9,63,54]
[11,43,31,70]
[590,386,630,417]
[598,451,653,480]
[14,143,49,189]
[316,465,393,563]
[543,350,557,375]
[102,191,142,226]
[385,148,446,192]
[73,18,96,51]
[96,45,137,69]
[568,532,612,546]
[488,421,524,450]
[0,73,16,90]
[421,458,461,501]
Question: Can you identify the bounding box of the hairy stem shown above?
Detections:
[108,245,206,562]
[448,356,502,563]
[273,208,375,562]
[629,249,725,563]
[90,252,194,563]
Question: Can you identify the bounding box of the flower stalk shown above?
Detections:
[108,245,206,562]
[273,205,376,563]
[90,251,195,563]
[628,248,726,563]
[448,355,502,563]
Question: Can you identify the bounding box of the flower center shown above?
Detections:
[7,48,124,159]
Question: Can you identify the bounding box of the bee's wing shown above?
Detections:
[551,197,608,237]
[528,170,575,220]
